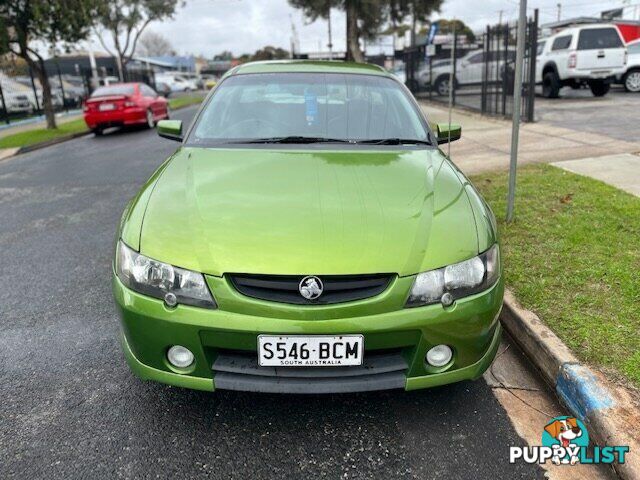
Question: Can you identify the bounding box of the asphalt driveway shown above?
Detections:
[0,106,543,479]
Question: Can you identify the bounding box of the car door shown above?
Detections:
[458,52,485,85]
[535,40,547,82]
[140,84,160,118]
[575,27,626,71]
[547,34,573,78]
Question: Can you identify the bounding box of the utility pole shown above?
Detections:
[507,0,527,223]
[498,10,503,25]
[557,2,562,21]
[506,0,528,222]
[327,5,333,60]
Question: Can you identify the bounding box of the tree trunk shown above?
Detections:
[346,2,364,63]
[28,58,56,129]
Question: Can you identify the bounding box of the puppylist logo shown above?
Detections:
[510,416,630,466]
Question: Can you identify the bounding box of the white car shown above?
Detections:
[156,74,197,92]
[423,51,515,96]
[617,38,640,92]
[536,24,627,98]
[1,92,33,114]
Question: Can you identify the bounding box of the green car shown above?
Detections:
[113,60,503,394]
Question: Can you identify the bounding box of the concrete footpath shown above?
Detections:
[553,154,640,197]
[419,101,640,175]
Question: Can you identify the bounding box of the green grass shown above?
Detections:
[0,118,89,149]
[168,94,205,110]
[472,164,640,387]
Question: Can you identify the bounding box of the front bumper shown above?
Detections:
[113,274,504,393]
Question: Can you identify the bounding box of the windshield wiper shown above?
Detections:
[230,136,353,144]
[356,138,432,145]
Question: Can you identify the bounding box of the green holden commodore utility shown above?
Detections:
[113,60,503,394]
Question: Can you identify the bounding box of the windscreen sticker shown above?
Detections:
[304,89,318,126]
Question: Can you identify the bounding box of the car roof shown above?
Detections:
[552,23,620,36]
[224,60,390,78]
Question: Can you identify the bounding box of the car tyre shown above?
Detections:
[623,69,640,93]
[92,127,103,136]
[588,80,610,97]
[434,75,455,97]
[542,71,560,98]
[146,109,155,129]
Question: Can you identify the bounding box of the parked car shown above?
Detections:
[616,38,640,92]
[424,51,516,96]
[83,82,169,135]
[112,61,503,394]
[155,74,197,92]
[0,91,33,114]
[536,24,627,98]
[155,81,172,98]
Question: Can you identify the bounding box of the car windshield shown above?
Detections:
[91,85,135,97]
[189,72,430,145]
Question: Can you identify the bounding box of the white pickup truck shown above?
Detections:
[536,24,627,98]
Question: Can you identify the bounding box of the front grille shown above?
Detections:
[228,273,394,305]
[212,350,407,394]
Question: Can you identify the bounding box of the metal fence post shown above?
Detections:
[481,25,489,114]
[29,66,41,112]
[0,80,9,124]
[451,28,457,106]
[502,24,509,116]
[56,59,68,113]
[526,9,539,122]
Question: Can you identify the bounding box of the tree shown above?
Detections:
[289,0,386,63]
[431,19,475,43]
[251,46,290,61]
[138,30,175,56]
[389,0,443,46]
[213,50,233,61]
[0,1,99,129]
[95,0,183,81]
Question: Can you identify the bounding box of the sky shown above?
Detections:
[89,0,638,58]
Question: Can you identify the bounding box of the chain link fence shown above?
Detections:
[404,11,539,122]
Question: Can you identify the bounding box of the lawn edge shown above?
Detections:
[0,100,203,160]
[501,289,640,480]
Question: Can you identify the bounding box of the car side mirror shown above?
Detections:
[157,120,183,142]
[435,123,461,145]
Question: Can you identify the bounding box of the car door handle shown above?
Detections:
[597,51,605,58]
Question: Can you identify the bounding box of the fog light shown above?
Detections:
[441,292,454,307]
[167,345,194,368]
[426,344,453,367]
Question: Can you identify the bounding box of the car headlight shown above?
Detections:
[116,240,216,309]
[406,244,500,308]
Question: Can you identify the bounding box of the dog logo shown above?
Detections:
[543,417,586,465]
[299,276,323,300]
[510,415,629,466]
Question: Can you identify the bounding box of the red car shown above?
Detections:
[83,83,169,135]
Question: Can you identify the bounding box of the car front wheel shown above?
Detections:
[623,69,640,93]
[542,71,560,98]
[588,80,610,97]
[434,75,454,97]
[146,109,155,129]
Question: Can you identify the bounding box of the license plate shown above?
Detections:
[99,103,115,111]
[258,335,364,367]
